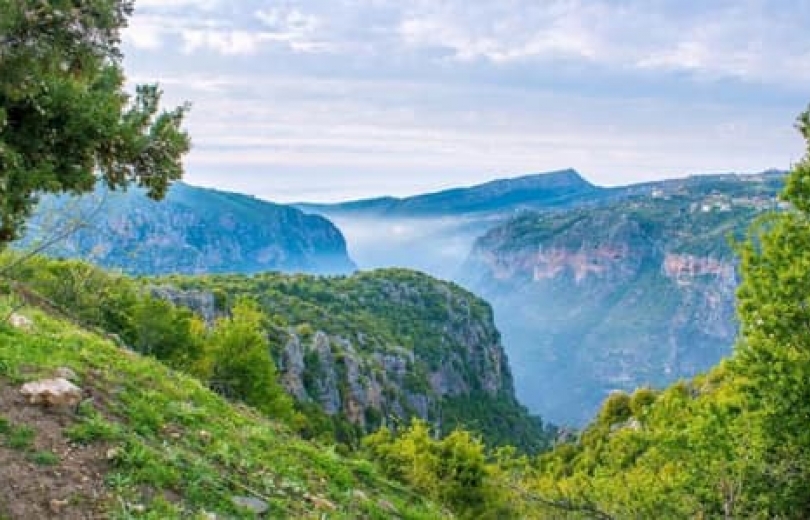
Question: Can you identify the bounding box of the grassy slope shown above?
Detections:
[0,298,446,519]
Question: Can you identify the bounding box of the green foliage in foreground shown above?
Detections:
[0,254,296,426]
[0,300,446,518]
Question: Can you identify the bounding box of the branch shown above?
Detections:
[0,190,109,278]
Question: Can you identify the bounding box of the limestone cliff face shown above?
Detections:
[156,269,540,448]
[462,195,760,426]
[23,183,356,275]
[275,287,514,431]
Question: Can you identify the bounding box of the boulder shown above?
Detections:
[8,313,32,330]
[20,378,82,408]
[231,496,269,515]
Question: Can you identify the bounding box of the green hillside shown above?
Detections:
[0,299,445,519]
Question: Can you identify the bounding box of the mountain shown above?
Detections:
[298,168,604,217]
[460,171,785,424]
[20,182,356,275]
[296,169,610,280]
[159,268,551,452]
[298,168,786,424]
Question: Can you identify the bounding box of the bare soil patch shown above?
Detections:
[0,381,110,519]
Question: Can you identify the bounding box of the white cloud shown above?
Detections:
[119,0,810,201]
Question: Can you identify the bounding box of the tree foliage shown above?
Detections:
[0,0,190,245]
[732,106,810,516]
[201,298,295,420]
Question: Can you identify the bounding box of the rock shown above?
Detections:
[49,498,68,514]
[232,496,269,515]
[304,493,336,511]
[351,489,369,502]
[53,367,78,381]
[8,313,32,330]
[106,447,122,461]
[20,378,82,408]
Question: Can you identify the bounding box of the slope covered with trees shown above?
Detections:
[20,182,357,275]
[0,254,551,454]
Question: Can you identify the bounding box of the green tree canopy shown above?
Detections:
[0,0,190,245]
[733,106,810,515]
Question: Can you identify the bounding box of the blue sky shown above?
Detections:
[122,0,810,202]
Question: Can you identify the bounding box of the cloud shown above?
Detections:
[119,0,810,201]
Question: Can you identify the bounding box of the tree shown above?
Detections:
[204,298,295,420]
[0,0,190,245]
[733,106,810,516]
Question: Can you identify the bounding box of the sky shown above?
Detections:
[121,0,810,202]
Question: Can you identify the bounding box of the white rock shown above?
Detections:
[8,313,32,330]
[20,378,82,407]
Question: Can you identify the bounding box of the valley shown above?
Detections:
[301,169,786,424]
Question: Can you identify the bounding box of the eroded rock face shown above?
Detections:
[662,253,735,286]
[277,309,513,431]
[462,195,758,425]
[149,286,220,325]
[20,378,82,408]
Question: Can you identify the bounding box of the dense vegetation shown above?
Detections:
[0,297,446,518]
[0,254,551,454]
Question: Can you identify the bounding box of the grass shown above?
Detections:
[0,298,445,519]
[29,450,59,466]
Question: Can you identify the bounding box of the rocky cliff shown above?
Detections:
[161,268,548,451]
[461,175,781,425]
[20,182,356,275]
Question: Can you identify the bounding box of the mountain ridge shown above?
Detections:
[297,168,601,216]
[20,182,357,276]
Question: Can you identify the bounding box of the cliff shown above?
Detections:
[162,268,549,451]
[461,178,779,425]
[20,182,356,275]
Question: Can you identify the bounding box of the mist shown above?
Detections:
[324,214,502,281]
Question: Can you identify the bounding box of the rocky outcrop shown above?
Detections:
[278,312,512,430]
[462,191,767,426]
[156,269,537,447]
[149,286,220,324]
[662,253,735,285]
[21,182,356,276]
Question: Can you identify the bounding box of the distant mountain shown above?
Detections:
[296,169,613,280]
[460,171,786,424]
[297,168,787,424]
[20,182,356,275]
[298,168,605,217]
